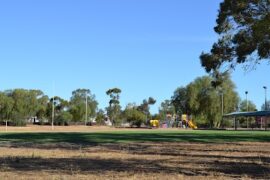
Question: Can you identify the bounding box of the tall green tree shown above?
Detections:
[47,96,69,123]
[0,89,49,125]
[0,92,14,121]
[173,74,239,128]
[27,90,49,120]
[106,88,122,125]
[69,89,98,122]
[8,89,47,120]
[200,0,270,75]
[137,97,156,119]
[188,75,239,128]
[171,87,189,115]
[36,95,49,120]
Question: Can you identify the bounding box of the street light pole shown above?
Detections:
[219,89,224,128]
[263,86,267,111]
[245,91,249,112]
[263,86,268,131]
[245,91,248,129]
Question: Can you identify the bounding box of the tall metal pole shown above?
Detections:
[52,82,55,130]
[245,91,248,128]
[219,89,224,128]
[85,92,88,126]
[245,91,249,112]
[263,86,267,131]
[264,86,267,110]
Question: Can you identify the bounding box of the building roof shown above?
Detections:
[224,111,270,117]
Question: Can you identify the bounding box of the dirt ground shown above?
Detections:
[0,126,269,179]
[0,125,118,132]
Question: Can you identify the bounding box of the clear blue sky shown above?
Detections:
[0,0,269,113]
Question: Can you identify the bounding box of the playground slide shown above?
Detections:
[188,120,198,130]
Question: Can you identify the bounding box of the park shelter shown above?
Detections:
[224,111,270,130]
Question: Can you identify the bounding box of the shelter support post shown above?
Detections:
[261,117,263,130]
[265,118,268,131]
[234,117,237,131]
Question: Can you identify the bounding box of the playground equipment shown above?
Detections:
[150,120,159,128]
[182,114,198,130]
[188,120,198,129]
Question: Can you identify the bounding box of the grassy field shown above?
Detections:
[0,126,270,179]
[1,129,270,144]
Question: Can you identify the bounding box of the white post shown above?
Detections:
[245,91,248,129]
[52,82,55,130]
[5,120,7,132]
[85,92,88,126]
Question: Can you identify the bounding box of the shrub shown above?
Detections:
[55,111,73,126]
[12,119,27,126]
[125,108,147,128]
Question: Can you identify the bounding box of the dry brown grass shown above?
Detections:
[0,125,185,133]
[0,126,269,179]
[0,142,269,179]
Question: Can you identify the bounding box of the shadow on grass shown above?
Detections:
[0,131,270,146]
[0,155,269,178]
[0,131,270,178]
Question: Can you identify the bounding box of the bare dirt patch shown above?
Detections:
[0,125,116,133]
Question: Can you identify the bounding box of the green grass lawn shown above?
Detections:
[0,130,270,145]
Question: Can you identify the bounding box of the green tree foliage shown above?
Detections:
[152,114,161,120]
[106,88,122,125]
[159,100,175,120]
[261,101,270,111]
[172,74,239,128]
[137,97,156,119]
[200,0,270,74]
[171,87,189,115]
[2,89,49,125]
[36,93,49,120]
[55,111,73,126]
[47,96,69,124]
[95,109,105,125]
[69,89,98,122]
[240,100,257,112]
[0,88,98,126]
[124,107,147,127]
[10,89,39,120]
[239,100,257,127]
[0,92,14,121]
[1,89,48,125]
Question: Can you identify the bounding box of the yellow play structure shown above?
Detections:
[182,114,198,130]
[150,120,159,128]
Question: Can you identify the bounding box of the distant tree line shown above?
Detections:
[0,87,157,127]
[0,75,262,128]
[0,89,98,126]
[105,87,157,127]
